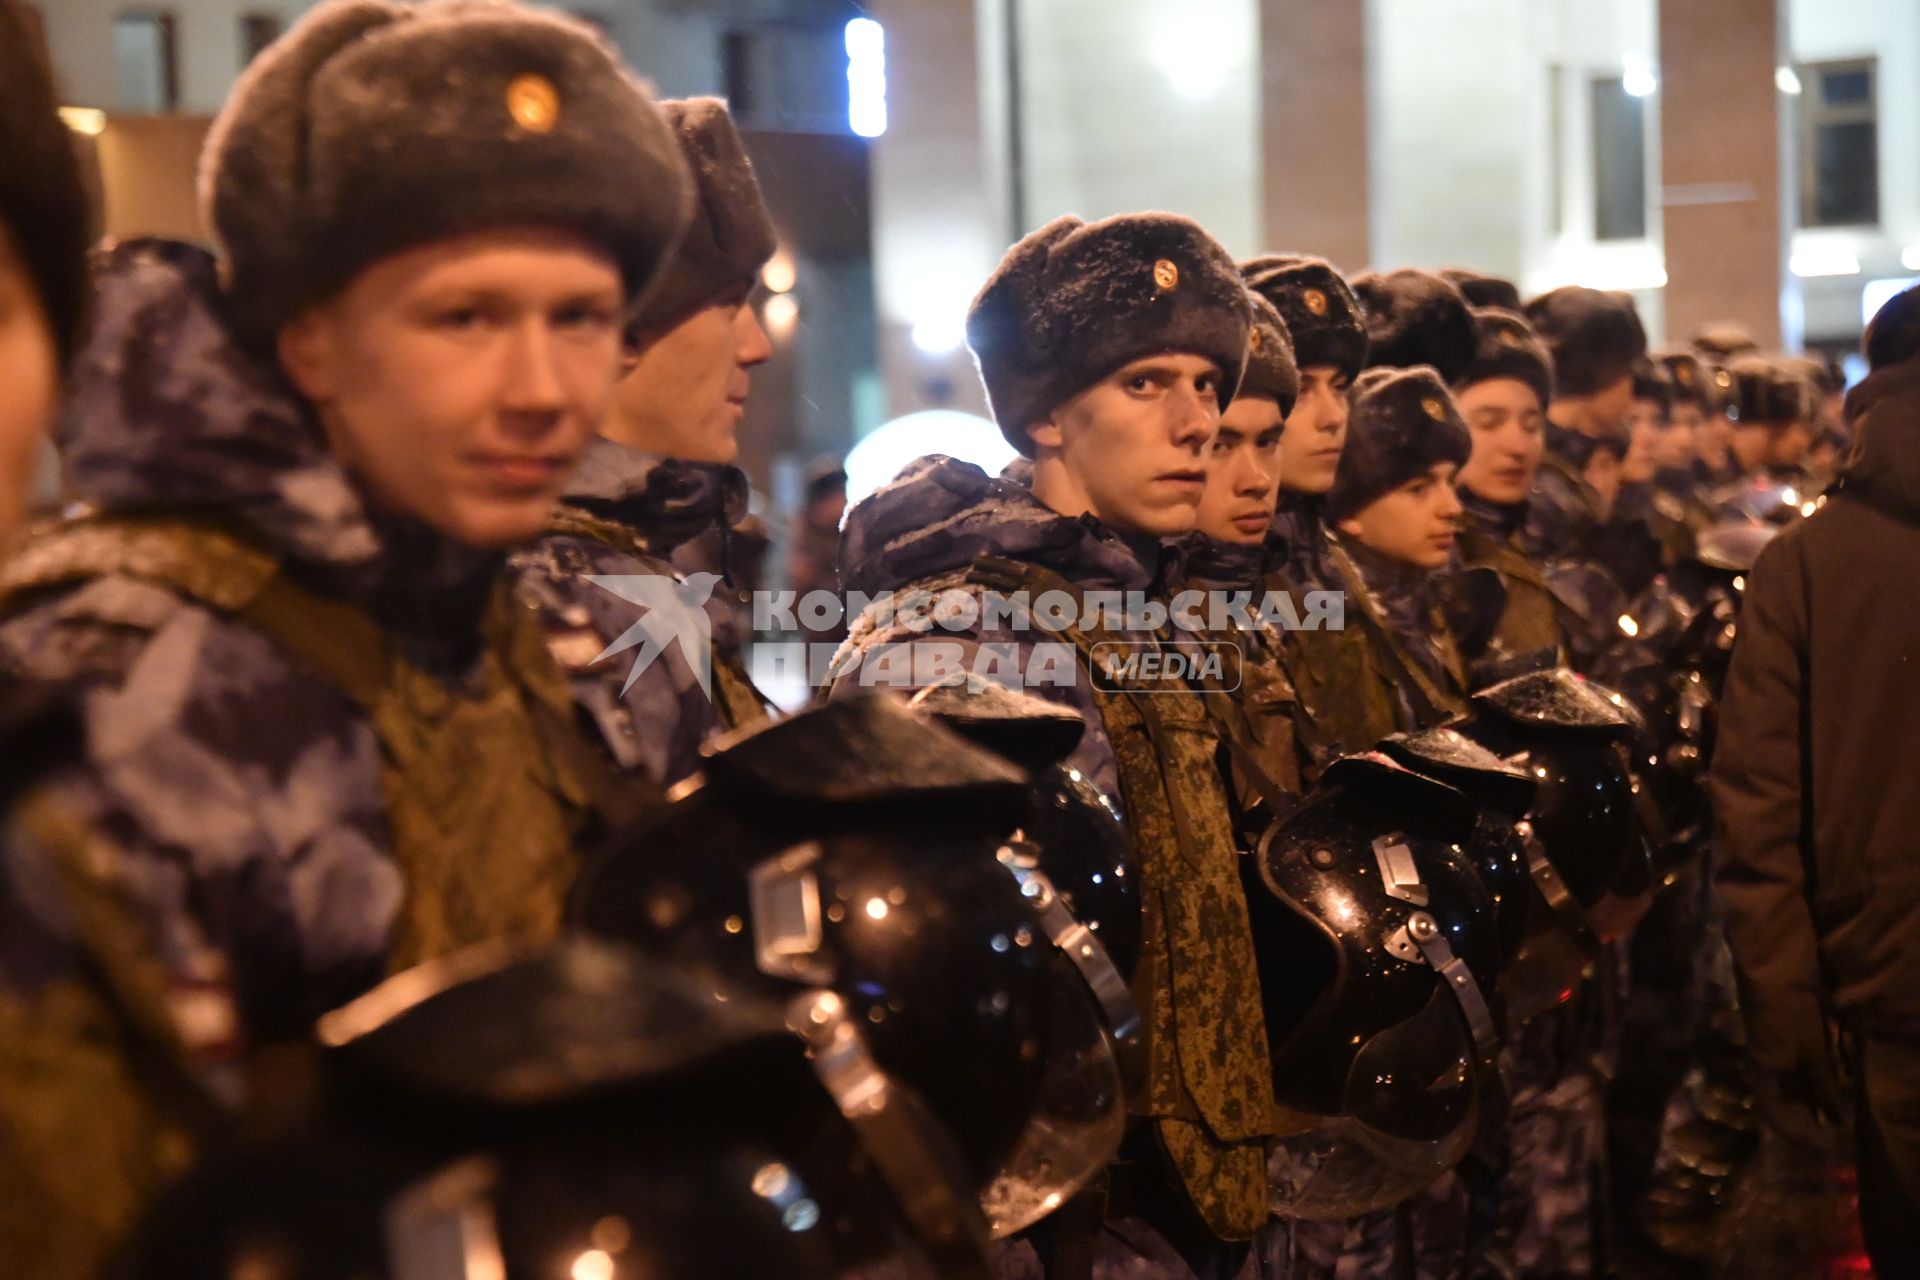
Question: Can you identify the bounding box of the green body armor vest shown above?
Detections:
[967,556,1275,1241]
[1267,566,1401,778]
[0,515,656,972]
[1327,540,1468,729]
[544,504,771,735]
[1456,523,1570,665]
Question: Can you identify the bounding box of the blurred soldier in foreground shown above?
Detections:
[0,0,685,1266]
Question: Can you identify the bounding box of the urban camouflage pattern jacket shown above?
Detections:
[510,437,766,785]
[0,240,606,1042]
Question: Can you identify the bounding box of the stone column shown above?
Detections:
[1658,0,1787,348]
[1256,0,1372,272]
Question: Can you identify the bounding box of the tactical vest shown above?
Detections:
[1267,565,1401,779]
[1456,523,1570,665]
[1189,615,1305,826]
[966,556,1274,1241]
[0,515,657,973]
[543,504,771,735]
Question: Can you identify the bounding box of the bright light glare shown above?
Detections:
[58,107,106,136]
[762,251,796,294]
[1790,247,1861,278]
[1775,66,1803,95]
[911,315,966,355]
[1622,53,1657,98]
[843,410,1019,511]
[1864,277,1920,326]
[1901,247,1920,272]
[764,292,799,337]
[571,1251,614,1280]
[846,18,888,138]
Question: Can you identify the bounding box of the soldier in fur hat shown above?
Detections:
[513,96,779,786]
[0,2,687,1265]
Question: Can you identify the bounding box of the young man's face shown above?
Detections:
[1656,404,1702,471]
[1279,364,1351,494]
[278,227,624,551]
[1727,423,1771,474]
[1337,462,1462,570]
[1454,377,1544,506]
[1622,404,1660,484]
[1195,394,1284,545]
[608,292,773,464]
[1767,419,1813,469]
[0,233,57,547]
[1699,412,1735,469]
[1028,353,1222,537]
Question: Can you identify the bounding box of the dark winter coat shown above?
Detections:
[1712,355,1920,1081]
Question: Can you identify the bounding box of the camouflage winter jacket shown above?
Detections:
[832,455,1278,1241]
[510,438,768,785]
[1262,500,1400,779]
[1451,492,1569,676]
[1333,537,1468,730]
[1169,533,1305,825]
[0,240,629,1043]
[0,676,210,1279]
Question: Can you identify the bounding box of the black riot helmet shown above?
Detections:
[572,697,1056,1221]
[1380,724,1599,1025]
[125,940,992,1279]
[1454,668,1654,945]
[904,676,1142,1235]
[1247,753,1501,1219]
[1379,726,1536,969]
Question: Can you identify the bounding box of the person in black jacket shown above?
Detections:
[1712,281,1920,1275]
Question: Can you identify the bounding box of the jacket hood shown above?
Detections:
[837,454,1160,599]
[1840,357,1920,521]
[55,238,505,664]
[59,239,381,571]
[562,436,749,558]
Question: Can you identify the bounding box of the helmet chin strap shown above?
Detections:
[997,839,1146,1093]
[786,990,994,1280]
[1372,831,1499,1070]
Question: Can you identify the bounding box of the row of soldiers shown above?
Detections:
[0,0,1867,1277]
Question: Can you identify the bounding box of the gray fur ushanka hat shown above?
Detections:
[200,0,691,339]
[628,96,777,334]
[1440,268,1523,314]
[1456,307,1553,410]
[1351,268,1478,383]
[1522,286,1648,398]
[1241,254,1368,383]
[1240,289,1300,413]
[967,212,1252,454]
[1328,366,1471,522]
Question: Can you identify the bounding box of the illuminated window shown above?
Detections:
[1591,75,1648,241]
[1798,58,1879,228]
[114,12,178,113]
